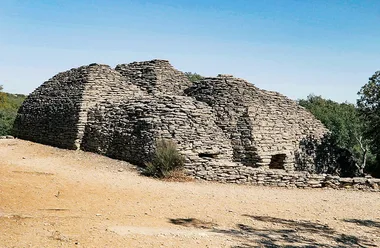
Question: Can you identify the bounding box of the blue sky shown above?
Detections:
[1,0,379,103]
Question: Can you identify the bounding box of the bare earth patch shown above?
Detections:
[0,139,379,248]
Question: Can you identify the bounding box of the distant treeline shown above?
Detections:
[0,87,26,136]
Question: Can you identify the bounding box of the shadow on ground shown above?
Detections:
[169,218,217,229]
[343,219,380,229]
[169,216,378,248]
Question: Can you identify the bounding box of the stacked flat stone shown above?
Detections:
[18,59,370,190]
[185,75,327,170]
[115,60,192,95]
[14,64,146,149]
[193,165,380,191]
[82,96,234,167]
[0,136,14,139]
[14,66,88,149]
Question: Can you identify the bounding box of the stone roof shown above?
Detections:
[14,59,327,179]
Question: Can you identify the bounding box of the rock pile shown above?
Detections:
[0,136,14,139]
[193,164,380,191]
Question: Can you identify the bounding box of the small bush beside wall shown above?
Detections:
[144,139,185,178]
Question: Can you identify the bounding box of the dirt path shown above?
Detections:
[0,139,379,248]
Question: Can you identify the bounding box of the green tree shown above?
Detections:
[298,95,372,175]
[0,109,17,136]
[184,72,203,82]
[0,85,7,108]
[357,71,380,177]
[0,86,26,136]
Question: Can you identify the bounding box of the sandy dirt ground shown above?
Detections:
[0,139,379,248]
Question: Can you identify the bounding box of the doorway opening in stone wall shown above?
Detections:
[269,154,286,169]
[198,153,218,159]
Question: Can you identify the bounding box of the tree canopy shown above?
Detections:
[299,95,362,150]
[0,85,6,107]
[0,86,26,136]
[357,71,380,177]
[298,95,373,176]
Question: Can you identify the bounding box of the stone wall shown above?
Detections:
[81,96,233,167]
[78,64,146,148]
[185,75,327,170]
[13,66,88,149]
[15,59,342,188]
[191,165,380,191]
[14,64,146,149]
[115,60,192,96]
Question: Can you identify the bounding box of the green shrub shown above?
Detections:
[0,89,26,136]
[184,72,203,83]
[0,109,17,136]
[144,139,185,178]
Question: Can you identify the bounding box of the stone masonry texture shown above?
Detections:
[13,59,380,191]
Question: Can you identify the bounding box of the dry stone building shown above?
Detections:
[14,59,328,179]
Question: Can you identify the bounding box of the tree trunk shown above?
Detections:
[355,135,367,176]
